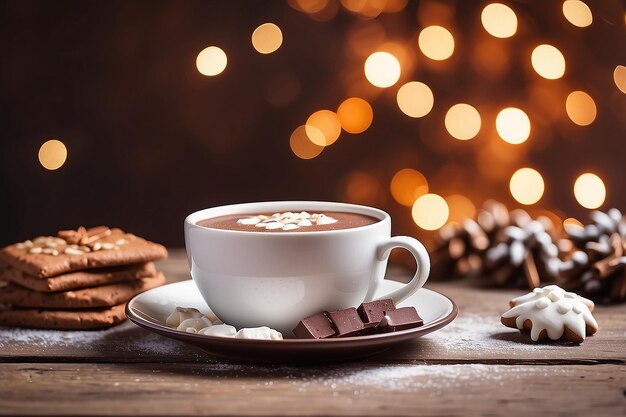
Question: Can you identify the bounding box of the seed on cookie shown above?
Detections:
[64,247,84,255]
[29,247,43,254]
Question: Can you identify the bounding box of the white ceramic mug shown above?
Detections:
[184,201,430,334]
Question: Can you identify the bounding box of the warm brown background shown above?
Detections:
[1,0,625,246]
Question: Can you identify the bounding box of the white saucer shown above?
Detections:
[126,280,457,363]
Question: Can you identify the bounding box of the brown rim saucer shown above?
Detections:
[126,280,458,363]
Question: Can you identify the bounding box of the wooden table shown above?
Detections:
[1,250,625,416]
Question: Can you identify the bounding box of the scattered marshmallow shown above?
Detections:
[199,324,237,337]
[234,326,283,340]
[166,307,283,340]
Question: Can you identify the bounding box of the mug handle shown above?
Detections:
[364,236,431,304]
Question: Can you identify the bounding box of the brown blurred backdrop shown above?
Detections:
[1,0,625,247]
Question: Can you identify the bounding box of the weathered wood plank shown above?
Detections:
[1,252,624,363]
[0,363,624,416]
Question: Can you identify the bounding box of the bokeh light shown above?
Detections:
[566,91,597,126]
[340,0,385,18]
[444,104,481,140]
[562,1,593,28]
[289,0,328,14]
[196,46,227,76]
[531,44,566,79]
[337,97,373,134]
[390,168,429,206]
[563,217,583,228]
[496,107,531,144]
[574,173,606,209]
[344,171,383,205]
[364,51,401,88]
[382,0,408,13]
[446,194,476,223]
[306,110,342,146]
[38,139,67,170]
[481,3,518,38]
[251,23,283,54]
[614,65,626,94]
[418,26,454,61]
[289,0,338,21]
[509,168,545,205]
[412,193,449,230]
[290,125,324,159]
[396,82,434,118]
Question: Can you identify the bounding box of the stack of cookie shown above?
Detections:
[0,226,168,330]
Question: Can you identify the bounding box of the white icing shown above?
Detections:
[502,285,598,342]
[236,212,338,231]
[199,324,237,337]
[234,326,283,340]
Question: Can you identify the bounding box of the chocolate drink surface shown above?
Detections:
[197,211,379,232]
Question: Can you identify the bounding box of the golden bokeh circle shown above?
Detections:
[390,168,429,207]
[364,51,401,88]
[509,168,544,205]
[38,139,68,170]
[481,3,518,38]
[251,23,283,54]
[574,173,606,209]
[562,0,593,28]
[531,44,565,80]
[290,125,324,159]
[566,91,597,126]
[396,82,434,118]
[496,107,531,144]
[306,110,342,146]
[412,193,449,230]
[418,26,455,61]
[444,104,481,140]
[196,46,227,76]
[337,98,373,134]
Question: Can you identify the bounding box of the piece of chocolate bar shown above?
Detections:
[377,307,424,332]
[357,298,396,323]
[326,307,378,337]
[292,312,336,339]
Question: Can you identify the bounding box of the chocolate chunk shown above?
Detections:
[377,307,424,332]
[357,298,396,323]
[292,312,336,339]
[326,307,366,337]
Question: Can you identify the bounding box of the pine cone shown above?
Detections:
[559,209,626,303]
[484,212,561,289]
[431,200,509,280]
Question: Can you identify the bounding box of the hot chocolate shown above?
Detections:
[197,211,379,232]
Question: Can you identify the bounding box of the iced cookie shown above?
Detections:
[501,285,598,343]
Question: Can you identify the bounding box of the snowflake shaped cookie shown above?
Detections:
[501,285,598,343]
